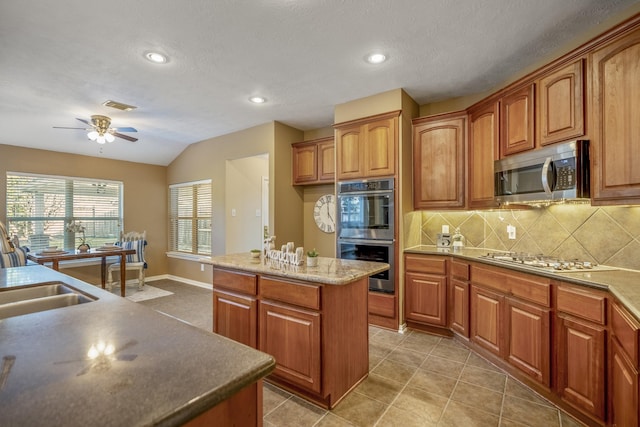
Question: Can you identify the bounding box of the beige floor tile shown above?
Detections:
[330,391,387,427]
[419,354,466,379]
[430,341,471,363]
[263,382,292,415]
[371,358,418,384]
[392,386,449,425]
[407,369,457,398]
[559,411,587,427]
[354,373,404,404]
[501,395,561,427]
[370,339,396,358]
[504,377,554,407]
[439,400,500,427]
[369,353,384,371]
[370,329,407,347]
[316,413,355,426]
[499,417,529,426]
[263,395,327,427]
[398,330,442,353]
[450,381,504,414]
[466,351,503,373]
[459,365,507,393]
[386,346,429,367]
[376,404,438,427]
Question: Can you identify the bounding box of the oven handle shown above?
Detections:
[338,238,395,245]
[337,190,393,197]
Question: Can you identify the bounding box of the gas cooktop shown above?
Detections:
[480,252,617,272]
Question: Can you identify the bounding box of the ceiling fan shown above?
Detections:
[53,115,138,143]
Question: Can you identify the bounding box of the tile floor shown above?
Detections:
[138,279,586,427]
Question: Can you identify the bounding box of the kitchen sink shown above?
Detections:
[0,282,96,319]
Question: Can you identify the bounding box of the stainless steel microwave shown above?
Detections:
[494,140,590,204]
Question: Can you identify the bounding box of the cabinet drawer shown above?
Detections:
[369,292,396,318]
[557,285,606,325]
[213,268,257,295]
[405,254,447,275]
[507,273,550,307]
[450,260,470,281]
[471,264,508,293]
[260,276,320,310]
[611,301,640,368]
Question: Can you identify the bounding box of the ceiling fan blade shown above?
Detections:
[76,118,92,126]
[112,132,138,142]
[53,126,89,130]
[113,127,137,133]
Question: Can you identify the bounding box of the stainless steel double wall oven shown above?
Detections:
[336,178,395,294]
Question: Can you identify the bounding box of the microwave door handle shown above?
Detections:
[541,157,553,194]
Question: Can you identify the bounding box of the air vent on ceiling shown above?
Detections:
[102,100,137,111]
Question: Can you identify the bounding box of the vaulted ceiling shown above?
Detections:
[1,0,638,165]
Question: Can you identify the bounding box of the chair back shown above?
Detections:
[117,231,147,267]
[0,221,28,268]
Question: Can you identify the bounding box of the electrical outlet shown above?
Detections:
[231,208,237,217]
[507,225,516,240]
[200,263,204,272]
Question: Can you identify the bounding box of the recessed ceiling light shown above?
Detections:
[249,96,266,104]
[366,52,387,64]
[144,52,168,64]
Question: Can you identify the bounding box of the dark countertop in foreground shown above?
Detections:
[405,245,640,321]
[202,253,390,285]
[0,265,275,427]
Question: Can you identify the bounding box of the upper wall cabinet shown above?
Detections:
[591,27,640,205]
[335,111,399,180]
[537,59,585,146]
[500,84,535,157]
[292,137,334,185]
[412,112,466,209]
[468,100,500,209]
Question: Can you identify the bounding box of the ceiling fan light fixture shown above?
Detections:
[105,133,115,143]
[96,135,107,144]
[87,131,99,141]
[145,51,168,64]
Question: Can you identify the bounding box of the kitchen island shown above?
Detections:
[0,265,275,427]
[204,254,389,409]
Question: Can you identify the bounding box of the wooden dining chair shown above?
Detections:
[107,231,147,291]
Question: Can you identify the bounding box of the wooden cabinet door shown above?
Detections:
[468,100,499,209]
[506,298,551,386]
[336,124,365,180]
[537,59,585,146]
[501,84,535,156]
[317,138,335,182]
[405,272,447,326]
[591,29,640,204]
[470,285,505,358]
[611,338,639,427]
[259,300,322,393]
[449,278,469,338]
[556,314,606,420]
[364,116,396,177]
[292,143,318,184]
[412,113,466,209]
[213,289,257,348]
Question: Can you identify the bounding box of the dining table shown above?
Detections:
[27,246,136,297]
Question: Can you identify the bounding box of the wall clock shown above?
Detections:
[313,194,336,233]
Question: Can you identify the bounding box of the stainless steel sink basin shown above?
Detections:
[0,283,96,319]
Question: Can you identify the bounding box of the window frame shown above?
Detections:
[168,179,212,258]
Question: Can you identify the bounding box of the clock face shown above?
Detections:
[313,194,336,233]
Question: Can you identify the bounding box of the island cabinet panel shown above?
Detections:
[335,111,399,180]
[610,301,640,427]
[468,100,500,209]
[506,297,551,386]
[500,83,535,156]
[213,268,257,295]
[591,27,640,204]
[412,112,466,209]
[259,300,322,393]
[184,381,261,427]
[555,283,607,422]
[536,59,585,146]
[260,276,320,310]
[213,289,258,347]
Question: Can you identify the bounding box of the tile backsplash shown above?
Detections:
[404,204,640,271]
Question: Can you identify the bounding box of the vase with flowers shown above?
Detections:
[66,221,90,252]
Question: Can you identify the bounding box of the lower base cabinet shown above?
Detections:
[611,338,638,427]
[259,300,322,393]
[470,284,504,357]
[213,289,257,348]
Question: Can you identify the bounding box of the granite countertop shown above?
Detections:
[0,266,275,427]
[405,245,640,321]
[202,253,390,285]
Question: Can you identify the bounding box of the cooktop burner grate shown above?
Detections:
[480,252,614,272]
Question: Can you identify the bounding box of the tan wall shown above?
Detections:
[0,144,167,285]
[334,88,403,124]
[302,183,336,257]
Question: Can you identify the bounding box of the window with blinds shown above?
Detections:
[169,180,212,255]
[6,172,123,251]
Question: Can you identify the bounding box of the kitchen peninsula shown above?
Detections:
[0,265,275,427]
[205,254,389,409]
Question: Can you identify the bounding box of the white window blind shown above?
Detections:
[169,180,212,255]
[6,172,123,251]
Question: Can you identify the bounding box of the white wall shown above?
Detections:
[225,154,269,253]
